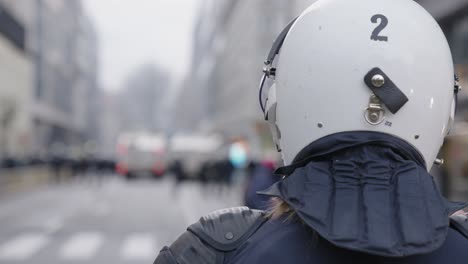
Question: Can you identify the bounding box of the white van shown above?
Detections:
[115,132,167,179]
[168,133,223,178]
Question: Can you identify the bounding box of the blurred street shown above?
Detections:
[1,0,468,263]
[0,174,241,264]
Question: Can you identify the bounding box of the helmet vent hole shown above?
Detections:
[415,135,420,140]
[317,123,324,128]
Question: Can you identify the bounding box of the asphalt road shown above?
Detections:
[0,175,242,263]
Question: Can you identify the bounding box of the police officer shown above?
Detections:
[154,0,468,263]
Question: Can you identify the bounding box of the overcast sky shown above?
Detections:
[83,0,200,92]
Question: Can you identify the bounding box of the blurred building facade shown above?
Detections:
[0,0,99,159]
[176,0,316,159]
[96,63,171,159]
[0,1,32,159]
[174,1,233,132]
[97,92,124,159]
[119,64,170,132]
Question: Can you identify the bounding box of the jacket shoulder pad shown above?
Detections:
[188,207,267,251]
[450,214,468,239]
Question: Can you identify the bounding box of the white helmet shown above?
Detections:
[260,0,460,170]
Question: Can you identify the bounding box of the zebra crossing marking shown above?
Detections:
[60,232,103,260]
[0,233,49,260]
[0,232,159,261]
[121,233,157,260]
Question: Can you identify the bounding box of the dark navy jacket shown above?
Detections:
[155,133,468,264]
[225,216,468,264]
[244,163,279,210]
[155,207,468,264]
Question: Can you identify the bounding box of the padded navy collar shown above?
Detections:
[261,133,467,257]
[275,132,426,176]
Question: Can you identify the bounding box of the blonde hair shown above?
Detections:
[267,197,320,244]
[267,197,297,220]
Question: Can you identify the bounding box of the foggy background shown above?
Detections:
[0,0,468,263]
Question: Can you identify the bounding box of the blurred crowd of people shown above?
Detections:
[0,156,116,176]
[169,157,281,210]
